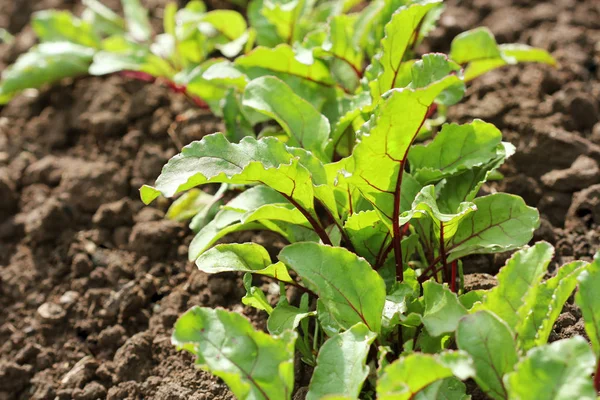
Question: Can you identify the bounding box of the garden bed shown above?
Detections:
[0,0,599,399]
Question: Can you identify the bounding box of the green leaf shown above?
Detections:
[348,76,461,225]
[32,10,101,48]
[408,120,503,185]
[236,44,334,86]
[188,185,317,260]
[222,88,255,141]
[195,243,294,284]
[121,0,152,42]
[322,14,363,73]
[446,193,539,261]
[306,323,376,400]
[242,272,273,313]
[477,242,554,328]
[279,242,386,333]
[242,76,330,161]
[369,0,442,100]
[82,0,126,36]
[241,203,309,226]
[248,0,284,47]
[464,44,557,82]
[450,27,502,65]
[408,53,465,106]
[436,142,514,214]
[0,43,94,104]
[413,377,469,400]
[456,310,518,400]
[382,282,418,335]
[504,337,597,400]
[140,134,316,213]
[235,44,337,110]
[422,281,467,337]
[173,306,296,399]
[377,351,474,400]
[399,185,476,240]
[259,0,301,43]
[450,28,556,82]
[89,49,175,77]
[202,10,247,41]
[459,290,485,310]
[175,60,247,112]
[517,260,587,350]
[166,188,218,222]
[576,252,600,356]
[267,299,315,335]
[344,210,391,265]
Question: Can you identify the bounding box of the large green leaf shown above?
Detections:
[576,252,600,356]
[32,10,101,48]
[446,193,539,261]
[121,0,152,42]
[140,134,316,213]
[242,76,330,161]
[477,242,553,328]
[368,0,442,100]
[195,243,294,284]
[504,337,597,400]
[377,351,474,400]
[422,281,467,337]
[0,43,94,104]
[517,260,587,350]
[173,307,296,400]
[279,242,386,333]
[408,120,503,185]
[456,311,518,400]
[306,323,376,400]
[348,76,461,225]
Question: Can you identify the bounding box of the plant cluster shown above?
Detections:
[5,0,598,399]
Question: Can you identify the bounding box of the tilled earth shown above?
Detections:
[0,0,599,399]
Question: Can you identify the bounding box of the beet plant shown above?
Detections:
[138,2,600,398]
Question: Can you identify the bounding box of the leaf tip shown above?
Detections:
[140,184,161,204]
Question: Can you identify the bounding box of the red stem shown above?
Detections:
[392,108,431,282]
[120,71,210,109]
[282,195,332,246]
[594,356,600,393]
[450,261,457,293]
[439,222,447,283]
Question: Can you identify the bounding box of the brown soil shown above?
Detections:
[0,0,599,399]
